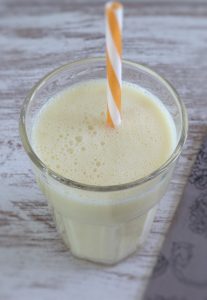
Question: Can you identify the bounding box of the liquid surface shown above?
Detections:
[32,80,176,185]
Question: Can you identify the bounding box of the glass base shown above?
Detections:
[51,204,157,264]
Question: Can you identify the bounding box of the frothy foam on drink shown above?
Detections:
[32,80,176,185]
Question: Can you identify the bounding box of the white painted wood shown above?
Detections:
[0,0,207,299]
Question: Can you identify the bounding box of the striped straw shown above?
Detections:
[105,2,123,128]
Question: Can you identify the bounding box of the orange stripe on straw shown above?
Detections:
[106,50,121,126]
[106,6,122,57]
[105,2,123,128]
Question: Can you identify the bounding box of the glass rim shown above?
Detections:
[19,57,188,192]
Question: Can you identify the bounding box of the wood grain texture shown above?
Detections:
[0,0,207,299]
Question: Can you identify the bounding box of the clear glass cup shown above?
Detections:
[19,57,188,264]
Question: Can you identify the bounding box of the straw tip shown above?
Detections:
[105,1,123,11]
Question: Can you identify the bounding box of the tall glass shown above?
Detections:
[19,58,188,264]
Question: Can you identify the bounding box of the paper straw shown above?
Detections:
[105,2,123,128]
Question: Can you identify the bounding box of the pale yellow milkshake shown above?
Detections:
[32,80,176,184]
[31,80,176,263]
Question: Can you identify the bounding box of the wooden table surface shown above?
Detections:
[1,0,207,299]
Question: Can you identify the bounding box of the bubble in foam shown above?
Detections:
[75,136,82,143]
[81,147,85,151]
[88,125,93,131]
[96,161,101,167]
